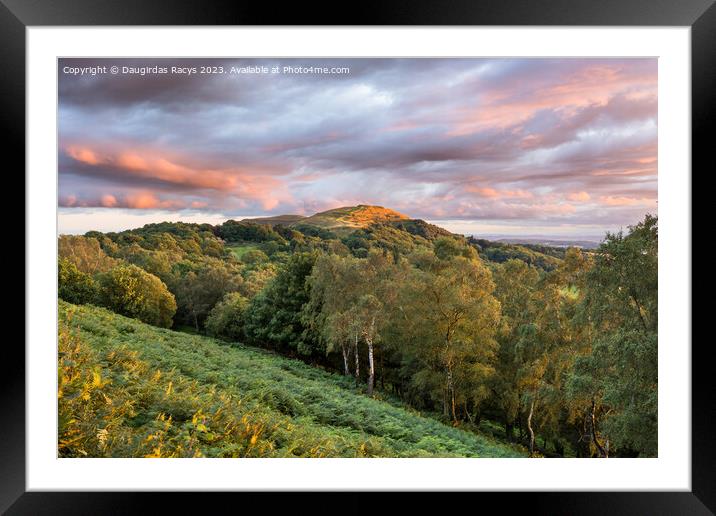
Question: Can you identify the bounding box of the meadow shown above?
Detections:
[227,243,262,261]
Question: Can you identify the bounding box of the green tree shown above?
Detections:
[568,215,658,457]
[97,264,176,328]
[174,263,242,331]
[491,259,540,440]
[308,250,400,394]
[306,253,363,377]
[240,264,278,299]
[241,249,270,265]
[59,235,117,274]
[398,247,500,424]
[205,292,249,342]
[511,248,590,456]
[243,252,322,357]
[58,257,99,305]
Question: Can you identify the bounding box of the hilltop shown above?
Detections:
[294,205,409,229]
[59,301,526,458]
[243,205,411,234]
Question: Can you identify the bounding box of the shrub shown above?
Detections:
[97,264,176,328]
[241,249,270,265]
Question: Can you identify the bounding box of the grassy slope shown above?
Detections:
[227,243,261,260]
[59,300,525,458]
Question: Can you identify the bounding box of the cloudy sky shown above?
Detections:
[58,58,657,238]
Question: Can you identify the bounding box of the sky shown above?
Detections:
[58,58,657,239]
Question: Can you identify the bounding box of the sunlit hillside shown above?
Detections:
[292,205,410,230]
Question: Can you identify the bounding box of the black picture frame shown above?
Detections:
[4,0,711,513]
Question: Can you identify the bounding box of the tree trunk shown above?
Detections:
[380,347,385,390]
[443,381,449,417]
[464,401,477,425]
[527,396,536,456]
[591,398,608,458]
[447,367,457,424]
[505,421,513,442]
[354,333,360,385]
[341,344,349,376]
[366,338,375,396]
[553,439,565,457]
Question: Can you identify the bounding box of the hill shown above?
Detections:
[226,205,565,268]
[491,237,600,250]
[291,205,409,231]
[59,300,526,458]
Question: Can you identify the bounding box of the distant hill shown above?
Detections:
[292,205,409,231]
[241,214,306,225]
[489,237,600,249]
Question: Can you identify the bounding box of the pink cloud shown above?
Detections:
[466,185,534,200]
[125,193,168,209]
[66,146,101,166]
[599,195,655,207]
[567,191,591,202]
[100,194,118,207]
[467,186,500,198]
[448,63,657,136]
[63,144,294,210]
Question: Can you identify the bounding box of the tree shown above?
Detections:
[243,252,323,357]
[509,248,591,456]
[58,257,99,305]
[433,236,478,261]
[353,293,381,395]
[306,249,399,394]
[97,264,176,328]
[59,235,117,274]
[216,220,284,243]
[568,215,658,457]
[398,246,500,424]
[116,244,179,288]
[205,292,249,342]
[491,259,540,440]
[356,250,403,396]
[174,262,243,331]
[240,264,278,299]
[241,249,270,265]
[306,253,363,377]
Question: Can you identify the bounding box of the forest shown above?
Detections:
[58,205,658,458]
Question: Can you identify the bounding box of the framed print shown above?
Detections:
[5,0,712,513]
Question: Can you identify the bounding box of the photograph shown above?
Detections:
[56,57,658,459]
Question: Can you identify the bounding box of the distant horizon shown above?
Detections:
[57,205,643,242]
